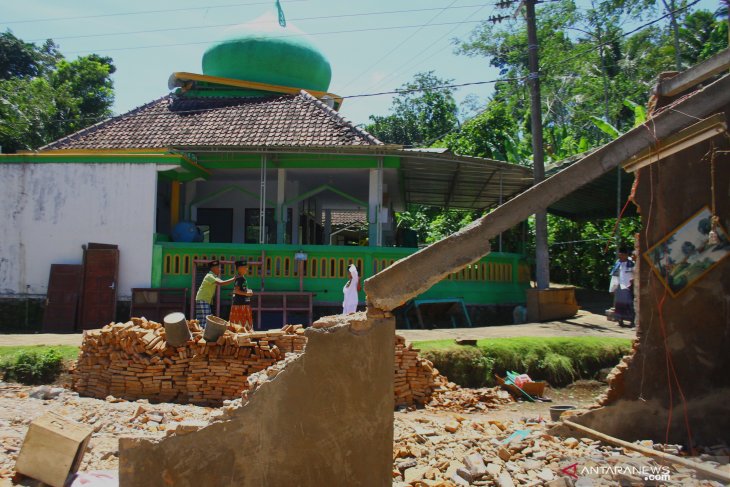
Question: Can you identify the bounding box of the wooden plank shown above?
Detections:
[562,420,730,484]
[365,73,730,311]
[659,48,730,97]
[42,264,83,332]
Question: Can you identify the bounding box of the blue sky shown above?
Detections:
[2,0,722,126]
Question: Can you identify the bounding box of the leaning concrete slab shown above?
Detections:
[119,312,395,487]
[365,72,730,311]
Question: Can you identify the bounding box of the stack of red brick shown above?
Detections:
[394,334,453,407]
[73,317,306,406]
[73,318,450,408]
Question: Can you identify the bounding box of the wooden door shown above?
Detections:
[42,264,83,332]
[79,246,119,330]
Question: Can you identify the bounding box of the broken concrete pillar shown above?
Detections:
[365,73,730,311]
[119,312,395,486]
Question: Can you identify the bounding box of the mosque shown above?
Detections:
[0,11,533,330]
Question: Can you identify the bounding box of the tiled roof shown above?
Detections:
[41,91,382,150]
[323,210,368,227]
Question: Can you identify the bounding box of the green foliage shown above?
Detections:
[0,348,65,385]
[418,336,631,387]
[365,71,458,147]
[546,214,642,289]
[377,2,726,283]
[396,205,482,244]
[0,31,115,152]
[420,346,495,388]
[0,345,80,361]
[454,0,727,155]
[590,116,620,139]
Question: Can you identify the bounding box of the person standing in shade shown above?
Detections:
[609,246,635,328]
[195,260,234,329]
[342,263,359,315]
[229,260,254,332]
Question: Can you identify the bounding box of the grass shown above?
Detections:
[0,345,80,361]
[416,336,632,388]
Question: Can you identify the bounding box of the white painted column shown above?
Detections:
[258,155,268,244]
[324,209,332,245]
[368,158,384,247]
[276,168,286,244]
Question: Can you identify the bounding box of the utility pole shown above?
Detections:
[525,0,550,289]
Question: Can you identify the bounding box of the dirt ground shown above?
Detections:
[0,379,726,487]
[0,309,635,348]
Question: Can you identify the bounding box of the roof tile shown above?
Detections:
[41,91,382,150]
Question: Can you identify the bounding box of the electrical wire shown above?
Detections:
[338,0,460,92]
[63,19,488,55]
[25,4,497,42]
[2,1,305,25]
[361,3,494,93]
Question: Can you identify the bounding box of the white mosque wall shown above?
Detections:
[0,163,158,299]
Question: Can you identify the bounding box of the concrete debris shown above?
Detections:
[391,411,727,487]
[29,385,65,400]
[427,387,514,413]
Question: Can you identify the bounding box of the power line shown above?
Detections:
[1,1,304,25]
[63,19,487,54]
[27,4,497,42]
[338,0,461,92]
[343,78,522,99]
[362,3,493,94]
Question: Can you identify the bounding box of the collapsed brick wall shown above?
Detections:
[571,98,730,445]
[394,334,450,407]
[73,317,448,408]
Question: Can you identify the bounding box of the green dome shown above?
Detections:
[202,28,332,92]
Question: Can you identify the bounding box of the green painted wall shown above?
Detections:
[155,242,529,306]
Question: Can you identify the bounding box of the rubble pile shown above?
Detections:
[392,414,726,486]
[427,387,514,413]
[73,318,306,406]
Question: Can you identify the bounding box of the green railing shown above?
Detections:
[152,242,530,306]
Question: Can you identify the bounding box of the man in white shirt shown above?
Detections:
[610,247,635,327]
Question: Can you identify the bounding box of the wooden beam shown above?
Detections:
[365,73,730,311]
[562,420,730,484]
[658,48,730,97]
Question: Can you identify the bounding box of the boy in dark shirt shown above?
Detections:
[229,260,254,332]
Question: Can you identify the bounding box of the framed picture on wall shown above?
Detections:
[644,206,730,297]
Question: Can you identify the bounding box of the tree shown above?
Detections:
[49,54,116,139]
[0,31,61,80]
[366,71,458,147]
[436,100,529,163]
[0,33,115,152]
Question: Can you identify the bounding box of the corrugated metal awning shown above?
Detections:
[398,149,534,210]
